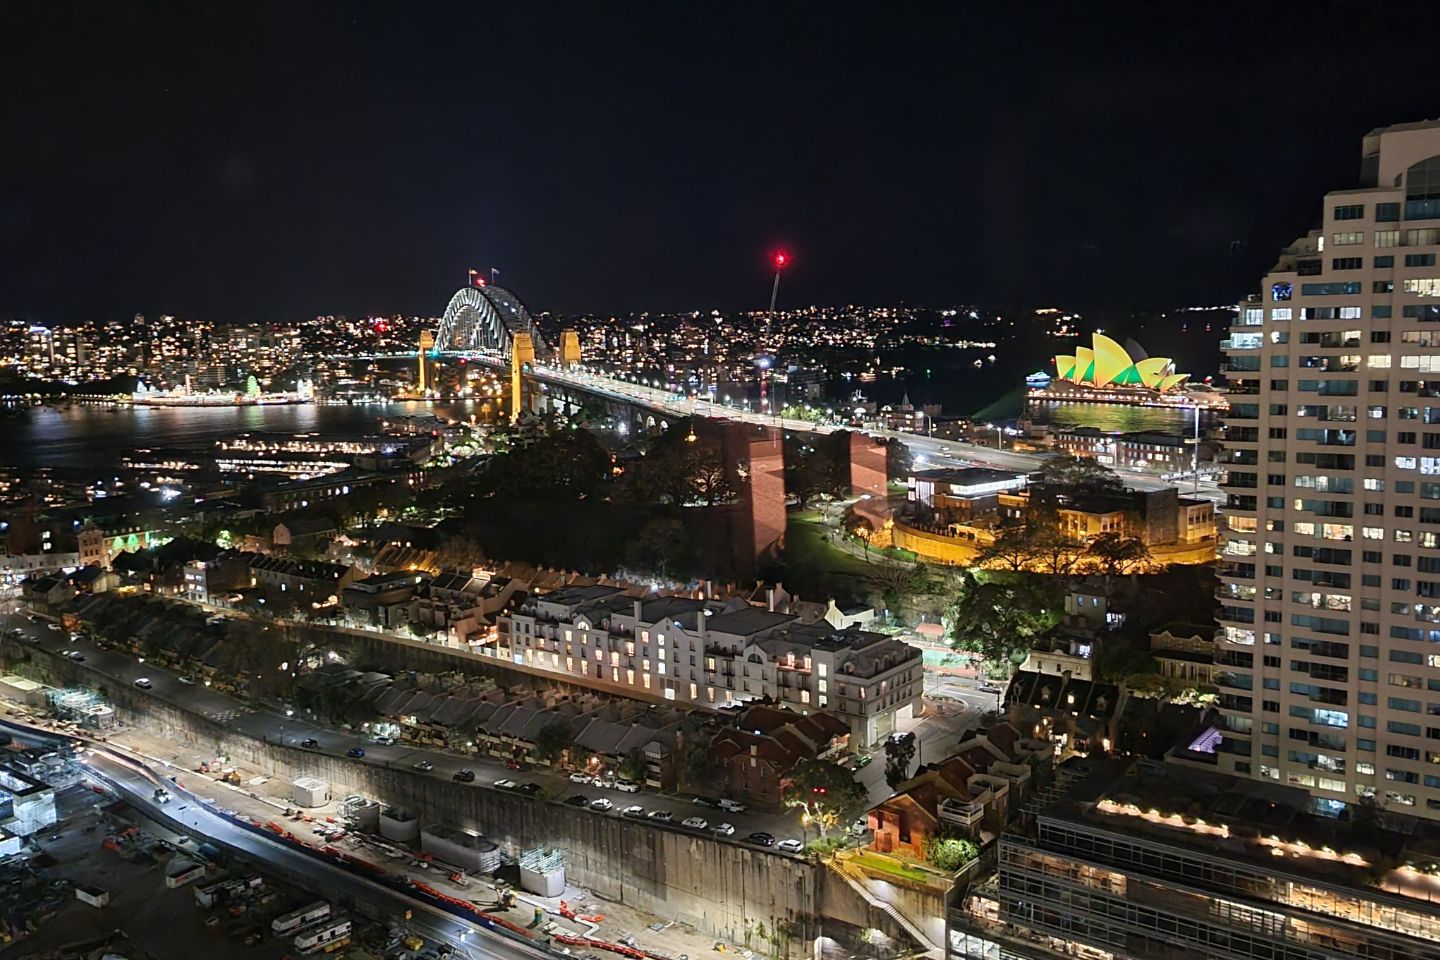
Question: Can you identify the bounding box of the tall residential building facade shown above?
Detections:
[1218,120,1440,818]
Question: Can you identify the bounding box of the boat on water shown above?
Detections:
[127,377,315,408]
[1024,370,1053,388]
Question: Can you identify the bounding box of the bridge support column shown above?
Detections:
[510,333,536,423]
[559,329,582,367]
[417,330,434,395]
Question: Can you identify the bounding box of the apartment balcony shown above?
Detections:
[1217,737,1254,757]
[939,796,984,830]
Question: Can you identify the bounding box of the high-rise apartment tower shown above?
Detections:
[1218,119,1440,817]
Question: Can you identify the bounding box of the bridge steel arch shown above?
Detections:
[434,284,549,358]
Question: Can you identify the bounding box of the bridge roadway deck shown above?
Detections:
[331,352,1221,502]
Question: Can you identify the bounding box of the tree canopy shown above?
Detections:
[779,758,867,836]
[946,571,1059,677]
[1036,454,1125,496]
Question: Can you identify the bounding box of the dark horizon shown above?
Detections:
[5,2,1440,325]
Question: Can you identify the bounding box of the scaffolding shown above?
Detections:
[46,687,115,729]
[518,846,565,897]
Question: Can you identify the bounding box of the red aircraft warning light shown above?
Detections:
[774,251,789,270]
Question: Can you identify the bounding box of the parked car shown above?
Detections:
[564,794,590,807]
[569,771,593,784]
[413,760,434,772]
[177,675,196,685]
[589,798,613,812]
[718,798,745,813]
[346,746,365,758]
[494,778,518,790]
[646,810,674,822]
[515,782,542,796]
[712,823,735,837]
[505,758,525,771]
[977,682,1002,694]
[300,738,320,749]
[776,838,804,853]
[681,817,709,830]
[133,678,152,689]
[372,735,397,745]
[621,805,646,819]
[691,796,719,808]
[615,779,640,793]
[745,832,776,847]
[452,769,476,783]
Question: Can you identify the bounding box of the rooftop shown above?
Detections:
[912,467,1028,487]
[704,607,796,637]
[1035,759,1440,910]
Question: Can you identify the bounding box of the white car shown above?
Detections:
[569,771,593,784]
[682,817,708,830]
[589,797,613,812]
[776,838,804,853]
[615,779,640,793]
[133,678,152,689]
[413,760,434,772]
[621,804,645,818]
[177,675,196,685]
[494,778,518,790]
[712,823,735,837]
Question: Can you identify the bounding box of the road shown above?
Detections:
[529,364,1226,504]
[5,612,829,845]
[0,718,543,960]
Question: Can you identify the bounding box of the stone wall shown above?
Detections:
[1,638,916,959]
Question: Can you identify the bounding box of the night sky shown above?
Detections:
[5,1,1440,324]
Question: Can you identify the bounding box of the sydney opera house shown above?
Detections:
[1028,333,1227,409]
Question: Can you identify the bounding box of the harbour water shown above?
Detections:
[3,401,483,472]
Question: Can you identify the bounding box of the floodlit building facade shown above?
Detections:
[1218,119,1440,818]
[499,588,922,746]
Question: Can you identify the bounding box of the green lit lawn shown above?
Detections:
[774,510,876,604]
[847,851,938,884]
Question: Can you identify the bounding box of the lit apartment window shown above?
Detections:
[626,669,635,685]
[658,662,667,676]
[564,629,572,642]
[642,674,651,689]
[625,641,635,656]
[641,630,649,642]
[689,683,698,700]
[817,663,827,678]
[566,657,573,672]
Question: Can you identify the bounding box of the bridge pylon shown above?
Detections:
[417,330,435,394]
[559,329,582,367]
[510,332,536,423]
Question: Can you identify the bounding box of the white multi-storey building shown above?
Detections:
[500,587,922,746]
[1218,119,1440,818]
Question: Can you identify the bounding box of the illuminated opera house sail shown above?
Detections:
[1030,332,1227,410]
